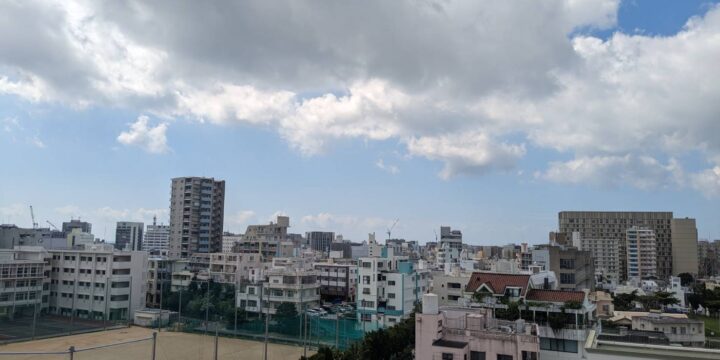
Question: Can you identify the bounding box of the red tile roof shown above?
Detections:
[465,272,530,296]
[526,289,585,303]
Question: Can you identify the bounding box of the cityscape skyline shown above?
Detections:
[1,0,719,244]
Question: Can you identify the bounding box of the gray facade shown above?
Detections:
[168,177,225,258]
[61,220,92,236]
[307,231,334,253]
[115,222,144,251]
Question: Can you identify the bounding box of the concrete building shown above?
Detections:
[168,177,225,258]
[558,211,673,280]
[0,224,67,249]
[114,222,144,251]
[62,220,92,236]
[356,255,430,326]
[48,244,148,321]
[222,232,242,253]
[208,252,265,285]
[66,228,95,248]
[0,247,51,319]
[430,270,471,306]
[236,267,320,315]
[313,260,357,302]
[143,218,169,252]
[533,245,594,291]
[415,294,540,360]
[146,257,188,308]
[307,231,334,253]
[632,314,705,347]
[233,216,290,261]
[671,218,698,276]
[626,227,657,280]
[437,226,462,270]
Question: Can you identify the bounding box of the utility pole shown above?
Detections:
[263,284,270,360]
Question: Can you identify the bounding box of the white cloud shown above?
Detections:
[0,204,28,224]
[225,210,256,231]
[407,132,526,179]
[4,0,720,196]
[300,212,388,232]
[690,166,720,198]
[29,135,45,148]
[375,158,399,175]
[117,115,169,154]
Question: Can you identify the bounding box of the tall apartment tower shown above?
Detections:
[114,222,144,251]
[626,227,657,280]
[671,218,698,276]
[168,177,225,258]
[143,216,170,252]
[436,226,462,270]
[558,211,673,280]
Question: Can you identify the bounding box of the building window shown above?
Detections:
[442,353,453,360]
[521,352,537,360]
[470,352,485,360]
[497,355,513,360]
[363,288,370,295]
[504,287,521,297]
[539,338,578,353]
[560,273,575,284]
[388,293,396,299]
[559,259,575,269]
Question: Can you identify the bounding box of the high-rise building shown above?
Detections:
[143,216,170,252]
[233,216,289,260]
[62,220,92,236]
[626,227,657,280]
[307,231,334,253]
[115,222,144,251]
[168,177,225,258]
[436,226,462,270]
[671,218,698,276]
[558,211,673,280]
[577,233,620,282]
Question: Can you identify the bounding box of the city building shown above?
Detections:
[307,231,334,253]
[632,314,704,347]
[436,226,462,270]
[146,257,188,308]
[532,245,594,291]
[208,252,265,285]
[233,216,290,261]
[236,266,320,315]
[585,328,720,359]
[313,260,357,302]
[222,232,242,253]
[0,246,51,319]
[430,270,471,306]
[415,294,540,360]
[0,224,67,249]
[626,227,657,280]
[66,228,95,248]
[356,255,430,326]
[576,234,620,284]
[114,221,144,251]
[671,218,698,276]
[48,244,148,321]
[143,217,170,252]
[558,211,673,280]
[168,177,225,258]
[62,220,92,236]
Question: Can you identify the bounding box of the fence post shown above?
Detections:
[151,332,157,360]
[68,346,75,360]
[214,324,219,360]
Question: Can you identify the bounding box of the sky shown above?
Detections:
[1,0,719,245]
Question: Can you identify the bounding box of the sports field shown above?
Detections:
[0,326,313,360]
[0,315,112,343]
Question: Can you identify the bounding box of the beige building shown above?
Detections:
[626,227,657,280]
[558,211,673,280]
[430,270,471,306]
[671,218,698,276]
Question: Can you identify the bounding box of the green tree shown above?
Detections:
[275,302,299,319]
[612,291,638,311]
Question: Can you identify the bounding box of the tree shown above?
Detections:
[678,273,694,286]
[612,291,638,311]
[275,302,299,319]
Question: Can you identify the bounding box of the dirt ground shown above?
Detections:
[0,326,314,360]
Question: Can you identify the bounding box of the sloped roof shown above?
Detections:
[465,272,530,296]
[526,289,585,303]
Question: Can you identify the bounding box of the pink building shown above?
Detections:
[416,294,540,360]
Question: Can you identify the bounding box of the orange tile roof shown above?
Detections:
[526,289,585,303]
[465,272,530,296]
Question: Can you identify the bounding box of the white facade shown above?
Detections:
[430,270,470,306]
[143,218,169,252]
[578,235,620,282]
[236,267,320,314]
[0,247,51,319]
[222,233,242,253]
[436,226,462,270]
[626,227,657,280]
[48,244,148,321]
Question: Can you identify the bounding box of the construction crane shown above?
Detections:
[386,218,399,240]
[47,220,59,231]
[29,205,38,229]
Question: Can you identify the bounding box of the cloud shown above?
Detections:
[407,132,526,179]
[225,210,256,231]
[539,155,683,190]
[117,115,169,154]
[690,166,720,198]
[0,203,28,224]
[375,159,399,175]
[300,212,388,233]
[4,0,720,196]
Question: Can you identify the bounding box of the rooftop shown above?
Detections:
[465,272,530,295]
[526,289,585,303]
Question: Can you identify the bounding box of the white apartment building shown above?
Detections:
[431,270,471,306]
[578,236,620,283]
[627,227,657,280]
[0,247,51,319]
[234,216,290,261]
[48,244,148,321]
[436,226,462,270]
[356,255,430,326]
[236,267,320,315]
[143,217,169,252]
[208,252,266,284]
[222,233,242,253]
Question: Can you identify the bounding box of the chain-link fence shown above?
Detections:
[0,333,156,360]
[154,279,383,351]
